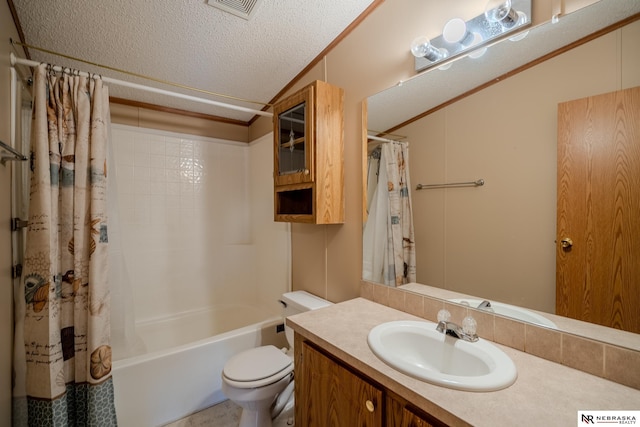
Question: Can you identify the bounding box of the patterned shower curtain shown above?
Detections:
[382,142,416,285]
[13,64,117,426]
[363,141,416,286]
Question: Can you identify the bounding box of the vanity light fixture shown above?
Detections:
[410,36,453,71]
[467,33,487,59]
[412,0,531,73]
[410,37,448,63]
[442,18,473,45]
[484,0,525,29]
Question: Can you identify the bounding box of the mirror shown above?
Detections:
[364,0,640,349]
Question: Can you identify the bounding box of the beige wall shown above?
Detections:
[111,102,250,142]
[0,2,22,422]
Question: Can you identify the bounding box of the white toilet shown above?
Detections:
[221,291,332,427]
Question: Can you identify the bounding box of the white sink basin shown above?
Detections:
[367,320,517,391]
[449,299,557,329]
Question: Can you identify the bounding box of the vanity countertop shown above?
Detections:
[286,297,640,427]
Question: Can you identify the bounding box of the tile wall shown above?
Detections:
[110,125,290,324]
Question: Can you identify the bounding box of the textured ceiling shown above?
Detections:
[11,0,375,122]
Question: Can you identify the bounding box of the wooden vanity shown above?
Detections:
[287,298,640,426]
[295,336,444,426]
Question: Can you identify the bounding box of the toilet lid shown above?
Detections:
[223,345,292,382]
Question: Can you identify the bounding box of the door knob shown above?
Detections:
[560,237,573,249]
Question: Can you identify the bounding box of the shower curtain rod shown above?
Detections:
[9,53,274,118]
[367,134,406,144]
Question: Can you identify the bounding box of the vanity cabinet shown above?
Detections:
[295,338,383,426]
[272,80,344,224]
[294,334,446,427]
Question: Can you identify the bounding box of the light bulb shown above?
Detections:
[442,18,473,45]
[467,33,487,59]
[410,36,448,62]
[508,24,529,41]
[484,0,520,29]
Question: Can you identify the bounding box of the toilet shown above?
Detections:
[221,291,332,427]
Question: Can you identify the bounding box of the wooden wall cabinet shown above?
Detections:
[294,334,446,427]
[273,80,344,224]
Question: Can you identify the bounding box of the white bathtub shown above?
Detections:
[112,304,286,427]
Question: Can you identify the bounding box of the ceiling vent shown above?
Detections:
[206,0,262,20]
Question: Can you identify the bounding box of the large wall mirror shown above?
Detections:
[364,0,640,350]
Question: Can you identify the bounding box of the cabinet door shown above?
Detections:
[274,85,314,186]
[296,341,382,427]
[387,395,444,427]
[399,408,437,427]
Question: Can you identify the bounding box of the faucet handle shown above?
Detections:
[437,309,451,323]
[462,316,477,336]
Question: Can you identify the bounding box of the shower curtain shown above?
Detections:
[13,64,117,426]
[363,141,416,286]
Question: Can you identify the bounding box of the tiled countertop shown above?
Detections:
[287,298,640,427]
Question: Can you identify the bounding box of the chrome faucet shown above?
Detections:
[436,320,479,342]
[436,310,479,342]
[476,300,492,310]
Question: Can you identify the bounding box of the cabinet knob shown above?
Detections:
[304,169,310,175]
[365,400,375,412]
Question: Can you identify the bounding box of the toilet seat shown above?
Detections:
[222,345,293,389]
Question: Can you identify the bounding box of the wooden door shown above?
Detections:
[295,340,382,427]
[556,86,640,333]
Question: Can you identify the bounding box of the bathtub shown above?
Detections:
[112,304,286,427]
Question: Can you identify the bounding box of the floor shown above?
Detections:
[164,399,295,427]
[163,400,242,427]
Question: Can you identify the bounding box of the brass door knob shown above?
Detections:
[365,400,375,412]
[560,237,573,249]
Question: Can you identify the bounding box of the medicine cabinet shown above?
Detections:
[273,80,344,224]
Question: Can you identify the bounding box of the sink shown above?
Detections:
[367,320,517,391]
[449,299,557,329]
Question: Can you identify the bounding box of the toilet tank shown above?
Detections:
[280,291,332,348]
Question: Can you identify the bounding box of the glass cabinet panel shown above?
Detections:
[277,102,307,176]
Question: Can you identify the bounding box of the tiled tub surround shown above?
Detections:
[110,125,290,324]
[361,281,640,391]
[287,298,640,427]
